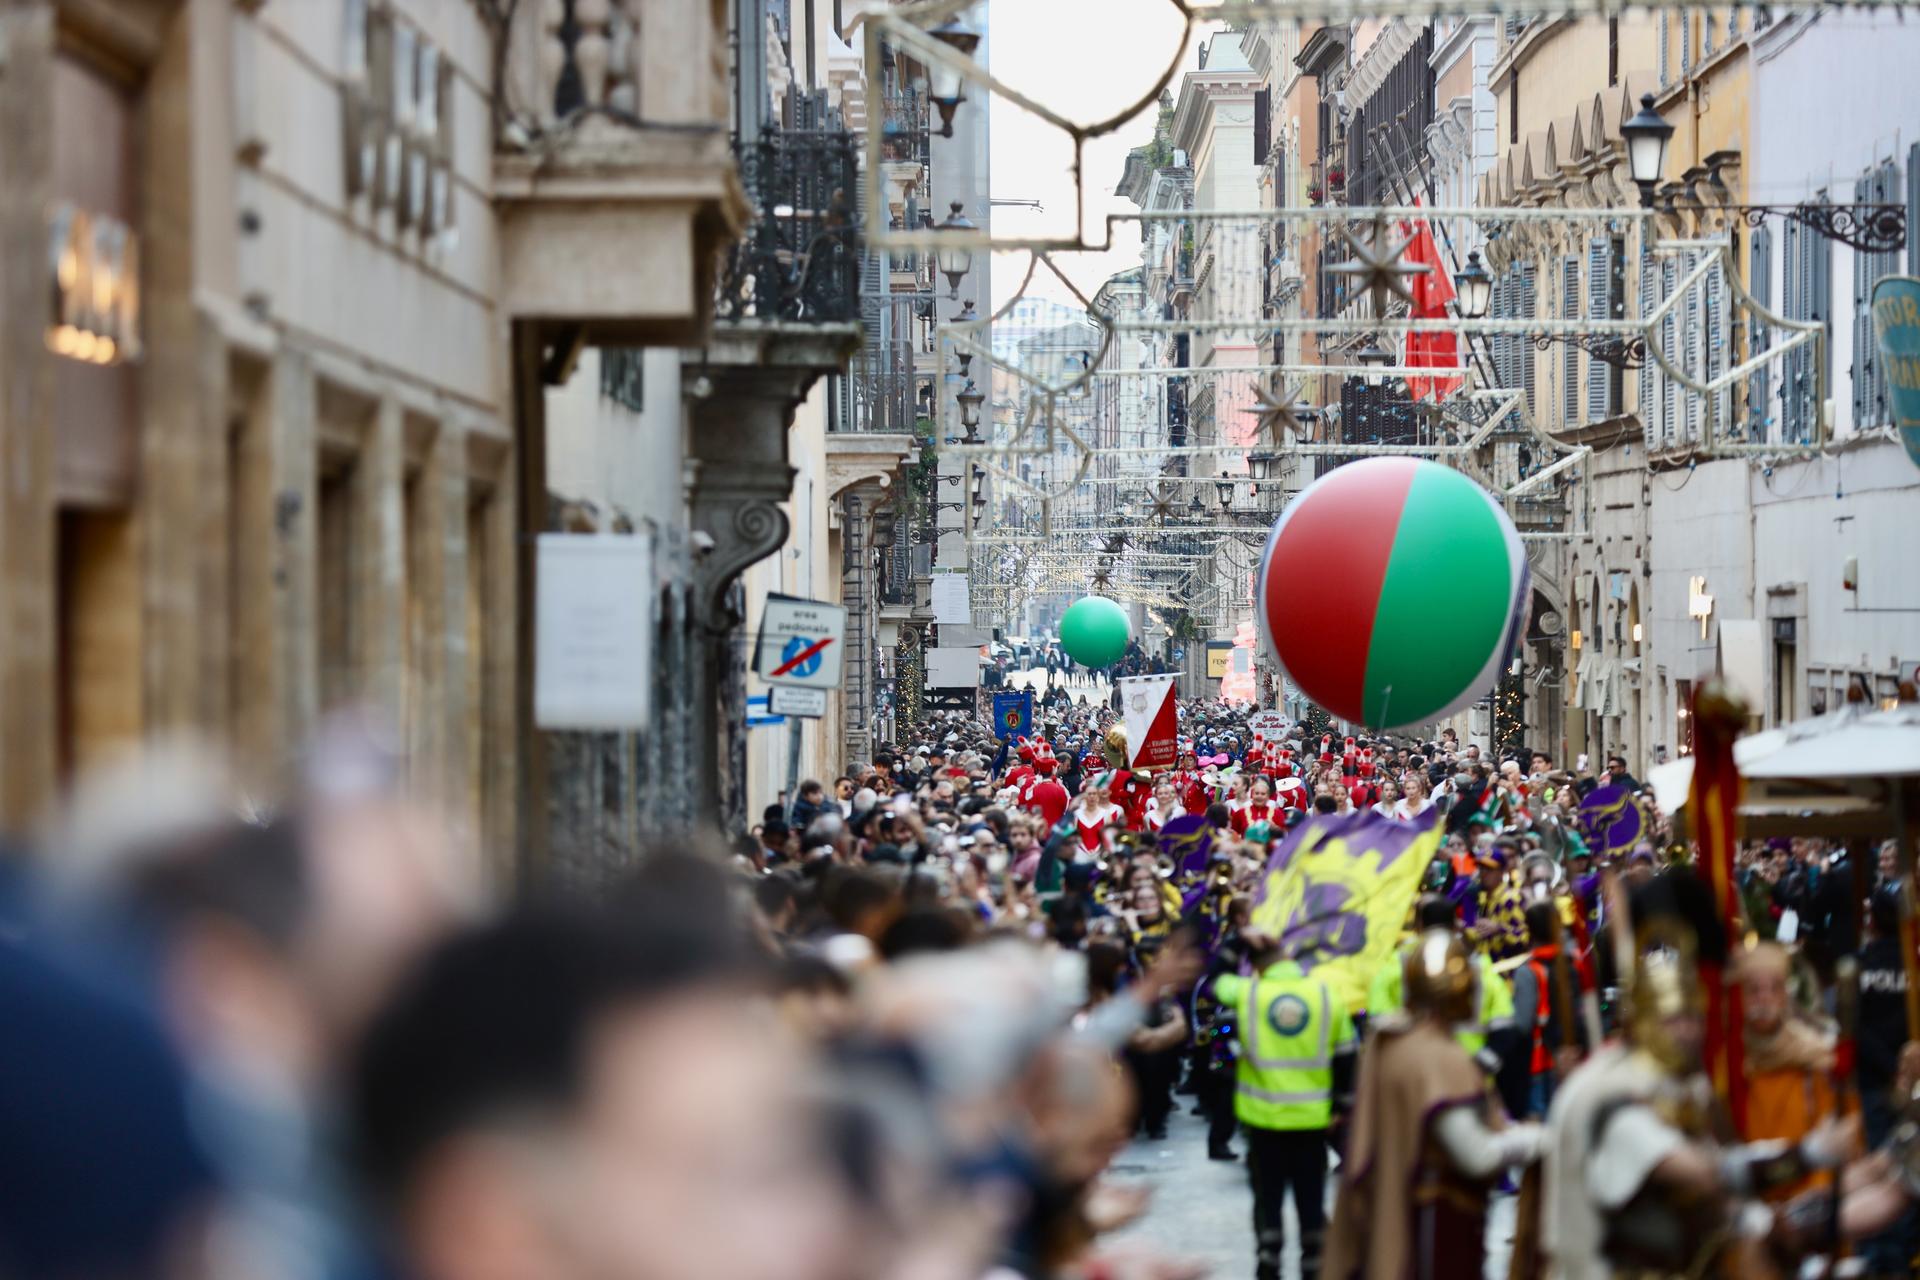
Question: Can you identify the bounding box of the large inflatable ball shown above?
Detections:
[1059,596,1131,669]
[1254,458,1527,730]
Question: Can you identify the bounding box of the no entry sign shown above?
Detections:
[753,595,848,689]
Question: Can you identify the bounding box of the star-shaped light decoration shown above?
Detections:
[1242,375,1307,446]
[1148,482,1178,525]
[1092,564,1113,592]
[1327,211,1432,317]
[1101,533,1130,557]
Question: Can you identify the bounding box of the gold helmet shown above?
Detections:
[1403,927,1478,1025]
[1102,723,1129,769]
[1624,919,1707,1075]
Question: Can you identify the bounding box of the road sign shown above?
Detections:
[769,686,827,718]
[745,694,785,728]
[753,595,847,689]
[1171,646,1186,662]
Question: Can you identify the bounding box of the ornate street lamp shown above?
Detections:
[1621,93,1675,210]
[956,379,985,441]
[1355,338,1393,386]
[1456,250,1494,321]
[936,202,975,299]
[1247,451,1273,482]
[926,17,981,139]
[1215,474,1236,509]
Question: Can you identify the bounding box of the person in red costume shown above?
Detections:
[1071,774,1125,854]
[1229,776,1278,835]
[1273,773,1309,815]
[1005,737,1038,795]
[1107,767,1156,831]
[1021,740,1071,828]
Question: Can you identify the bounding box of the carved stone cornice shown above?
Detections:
[683,321,861,632]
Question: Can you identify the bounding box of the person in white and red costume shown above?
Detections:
[1071,774,1125,854]
[1004,738,1038,795]
[1230,775,1279,835]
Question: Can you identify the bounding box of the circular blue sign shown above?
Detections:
[780,635,824,679]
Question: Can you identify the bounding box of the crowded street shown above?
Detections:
[5,1,1920,1280]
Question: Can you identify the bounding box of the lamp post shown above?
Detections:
[1355,338,1392,387]
[1456,250,1494,321]
[936,202,976,300]
[927,17,981,139]
[1247,451,1273,483]
[1621,93,1675,210]
[1215,474,1236,509]
[956,379,985,442]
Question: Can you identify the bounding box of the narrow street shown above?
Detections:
[1106,1108,1518,1278]
[1103,1109,1256,1277]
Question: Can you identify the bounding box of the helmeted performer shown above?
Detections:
[1540,901,1856,1280]
[1324,928,1544,1280]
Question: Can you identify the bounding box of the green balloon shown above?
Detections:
[1059,596,1131,668]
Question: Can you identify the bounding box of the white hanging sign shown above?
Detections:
[535,533,654,730]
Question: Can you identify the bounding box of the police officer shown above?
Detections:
[1211,928,1355,1280]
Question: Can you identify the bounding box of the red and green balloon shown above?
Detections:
[1255,458,1527,730]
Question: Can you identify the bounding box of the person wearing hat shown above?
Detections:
[1469,844,1529,963]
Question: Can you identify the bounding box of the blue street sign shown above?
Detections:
[1171,646,1186,661]
[745,694,785,728]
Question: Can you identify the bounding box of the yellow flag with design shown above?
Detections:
[1250,809,1445,1016]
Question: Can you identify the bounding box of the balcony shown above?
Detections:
[493,0,749,344]
[716,127,861,325]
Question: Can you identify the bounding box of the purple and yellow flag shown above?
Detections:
[1251,809,1445,1016]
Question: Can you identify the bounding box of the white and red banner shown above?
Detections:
[1118,674,1180,772]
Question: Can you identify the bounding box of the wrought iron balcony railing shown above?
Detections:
[716,127,861,324]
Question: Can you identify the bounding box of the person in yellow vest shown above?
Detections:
[1210,927,1356,1280]
[1366,894,1514,1059]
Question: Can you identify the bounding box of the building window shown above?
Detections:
[601,348,646,412]
[1772,618,1797,724]
[1509,75,1520,145]
[1608,18,1620,85]
[1675,677,1695,755]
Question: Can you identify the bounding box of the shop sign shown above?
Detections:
[1869,276,1920,472]
[1688,575,1714,639]
[47,202,140,365]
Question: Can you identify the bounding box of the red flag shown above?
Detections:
[1398,205,1464,402]
[1688,681,1748,1133]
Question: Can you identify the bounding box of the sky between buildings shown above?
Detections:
[987,0,1218,310]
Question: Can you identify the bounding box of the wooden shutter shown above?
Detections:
[1640,255,1658,443]
[1662,260,1679,446]
[1586,237,1611,421]
[1748,224,1772,440]
[1562,255,1581,423]
[1683,259,1701,443]
[1253,89,1271,167]
[1521,261,1538,415]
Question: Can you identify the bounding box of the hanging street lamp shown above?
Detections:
[1355,338,1393,387]
[936,202,976,300]
[1455,250,1494,321]
[926,18,982,139]
[1621,93,1675,210]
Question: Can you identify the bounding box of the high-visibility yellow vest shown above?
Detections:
[1364,940,1513,1055]
[1214,960,1354,1131]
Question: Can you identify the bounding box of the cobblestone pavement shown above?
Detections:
[1102,1104,1518,1278]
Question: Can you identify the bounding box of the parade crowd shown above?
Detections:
[4,693,1920,1280]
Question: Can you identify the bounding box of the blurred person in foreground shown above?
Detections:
[349,888,858,1280]
[45,725,482,1280]
[1324,928,1544,1280]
